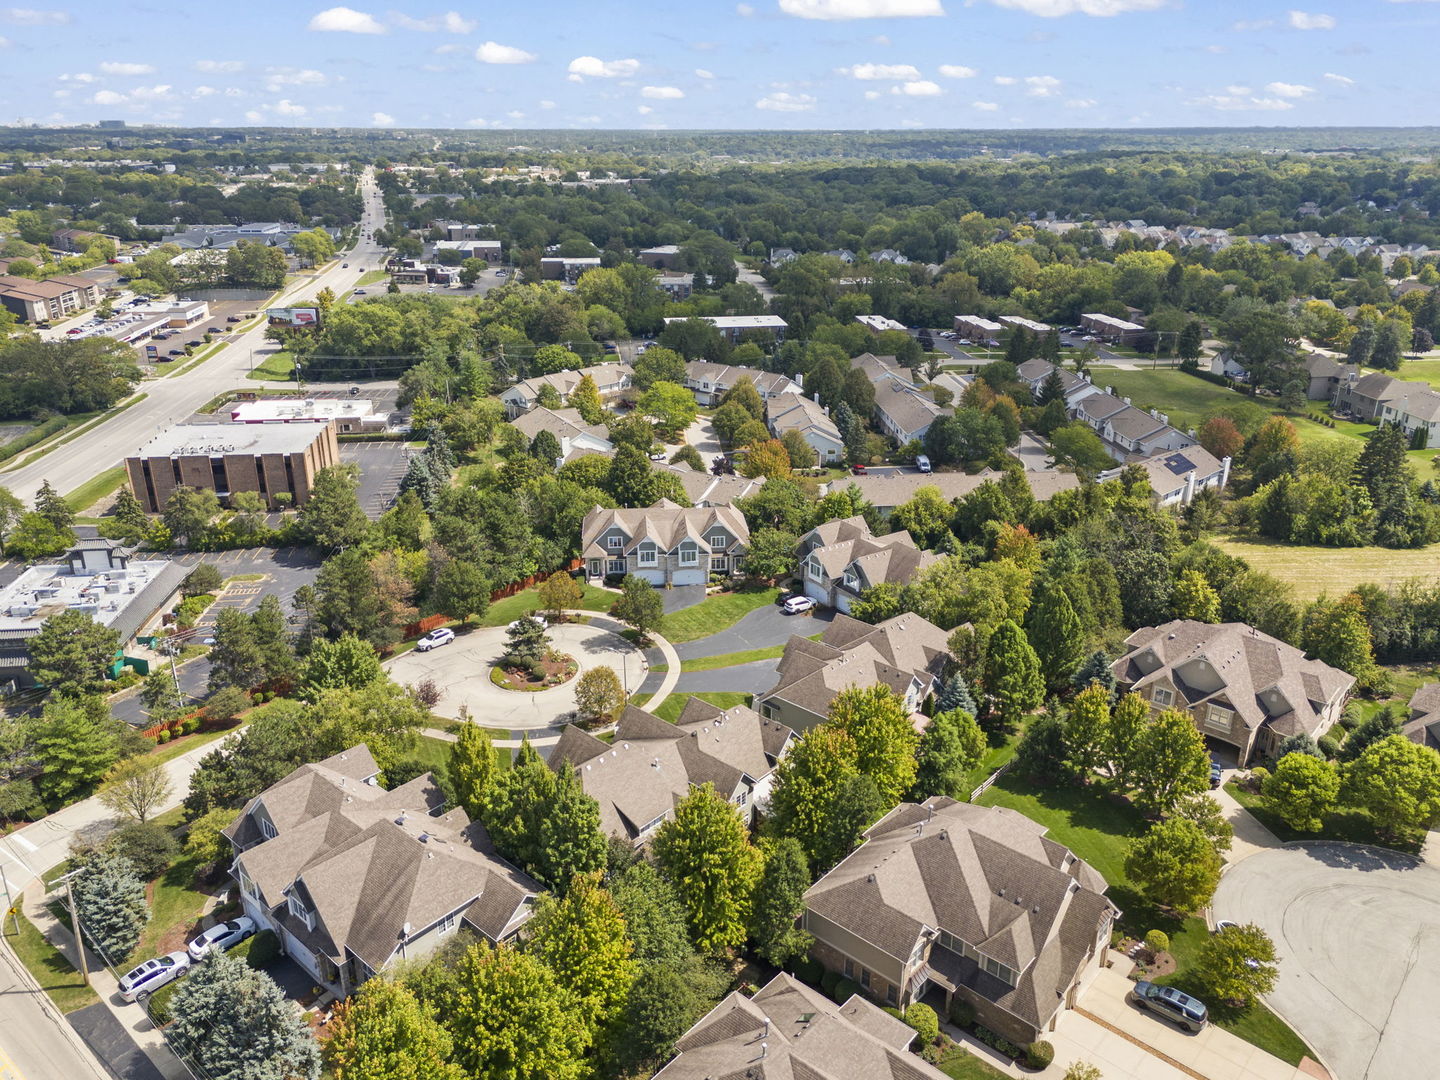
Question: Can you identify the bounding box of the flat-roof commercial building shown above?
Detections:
[638,244,682,270]
[998,316,1052,335]
[539,257,601,284]
[952,315,1004,340]
[229,397,391,434]
[126,421,340,512]
[855,314,907,333]
[0,273,103,322]
[663,314,789,344]
[434,238,502,260]
[1081,313,1145,342]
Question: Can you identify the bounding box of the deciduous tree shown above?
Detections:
[325,977,462,1080]
[574,665,626,723]
[983,619,1044,732]
[1130,708,1210,815]
[27,609,121,695]
[481,751,606,891]
[448,723,497,818]
[1261,753,1339,832]
[302,633,383,694]
[613,576,664,640]
[28,695,119,800]
[97,755,173,824]
[827,684,920,806]
[1124,817,1221,914]
[1171,569,1221,623]
[1025,579,1086,689]
[749,837,813,967]
[1195,923,1279,1008]
[653,784,763,954]
[528,871,636,1043]
[298,464,371,549]
[1343,735,1440,838]
[911,707,986,800]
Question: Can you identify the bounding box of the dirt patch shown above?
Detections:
[490,654,577,692]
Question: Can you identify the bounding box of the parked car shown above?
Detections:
[850,464,866,474]
[1129,980,1208,1033]
[1209,760,1224,788]
[66,328,83,335]
[342,262,349,268]
[648,450,667,461]
[226,315,244,322]
[354,289,367,295]
[119,952,190,1002]
[415,627,455,652]
[915,454,932,474]
[186,339,203,348]
[187,917,256,961]
[168,349,185,356]
[781,595,816,615]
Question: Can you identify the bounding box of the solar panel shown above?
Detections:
[1165,453,1195,475]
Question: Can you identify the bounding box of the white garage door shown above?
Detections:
[634,569,668,586]
[671,568,706,586]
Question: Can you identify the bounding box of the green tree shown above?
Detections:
[1172,569,1222,623]
[891,485,954,549]
[183,807,239,866]
[720,376,765,420]
[609,861,694,967]
[780,429,818,470]
[1049,423,1116,473]
[167,951,321,1080]
[33,479,74,531]
[1065,683,1113,781]
[71,850,148,962]
[1343,735,1440,837]
[529,429,563,469]
[1124,817,1221,914]
[183,562,224,597]
[304,681,428,778]
[740,528,798,582]
[612,576,664,640]
[250,593,297,686]
[536,570,583,617]
[140,668,183,725]
[325,977,462,1080]
[749,837,813,967]
[827,684,920,807]
[1072,650,1116,697]
[653,784,763,954]
[0,485,25,553]
[574,665,626,723]
[769,725,873,871]
[1025,580,1086,690]
[298,464,371,548]
[631,345,687,388]
[449,723,497,818]
[207,607,265,693]
[983,619,1044,732]
[97,755,173,824]
[910,708,986,800]
[1103,691,1149,785]
[1261,753,1340,832]
[162,486,220,546]
[501,615,549,666]
[431,559,490,624]
[1195,923,1279,1008]
[528,871,636,1044]
[639,380,699,438]
[569,373,606,425]
[935,671,977,714]
[612,963,706,1075]
[605,444,658,507]
[1301,594,1376,680]
[302,633,383,694]
[1338,704,1401,763]
[1130,708,1210,815]
[27,609,120,695]
[5,512,71,560]
[1178,320,1204,363]
[481,751,606,891]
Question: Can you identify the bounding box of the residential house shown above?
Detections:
[1301,354,1354,401]
[52,227,116,252]
[223,745,539,999]
[581,500,749,585]
[998,316,1052,336]
[654,460,763,506]
[510,407,614,466]
[1377,384,1440,445]
[1334,371,1407,421]
[1103,446,1229,507]
[655,271,694,300]
[825,248,857,263]
[768,395,845,464]
[681,360,801,407]
[663,314,788,344]
[769,247,799,265]
[875,383,950,445]
[827,469,1080,518]
[1208,351,1249,380]
[802,797,1118,1045]
[550,701,794,846]
[1074,390,1196,462]
[655,971,949,1080]
[1015,359,1104,409]
[798,516,939,614]
[850,352,917,393]
[500,361,633,418]
[756,612,952,731]
[1111,620,1355,765]
[869,249,911,265]
[1404,684,1440,750]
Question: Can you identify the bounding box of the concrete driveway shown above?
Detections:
[1216,843,1440,1080]
[681,414,721,457]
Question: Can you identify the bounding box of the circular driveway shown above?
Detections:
[1215,844,1440,1080]
[386,620,647,731]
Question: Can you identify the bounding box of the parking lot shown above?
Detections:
[338,440,410,518]
[54,295,263,370]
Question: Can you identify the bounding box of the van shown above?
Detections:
[915,455,932,474]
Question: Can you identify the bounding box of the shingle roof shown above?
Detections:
[769,394,843,445]
[1347,371,1405,404]
[510,406,612,455]
[800,518,937,594]
[875,386,948,437]
[1404,683,1440,749]
[581,501,749,560]
[1133,446,1225,498]
[1075,393,1129,424]
[683,361,799,398]
[830,470,1080,511]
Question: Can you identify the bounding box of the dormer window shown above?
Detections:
[709,533,729,550]
[287,891,315,931]
[1151,687,1173,707]
[606,535,624,550]
[258,815,277,840]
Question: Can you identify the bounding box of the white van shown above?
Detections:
[915,455,932,473]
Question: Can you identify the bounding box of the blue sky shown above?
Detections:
[2,1,1437,130]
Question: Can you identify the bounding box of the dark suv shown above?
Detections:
[1129,980,1208,1033]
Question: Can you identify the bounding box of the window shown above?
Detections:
[842,571,858,590]
[258,816,277,840]
[806,558,824,582]
[679,546,697,566]
[860,968,872,989]
[1151,687,1173,707]
[709,533,729,550]
[735,789,748,806]
[637,547,656,567]
[981,956,1016,986]
[843,958,855,979]
[606,535,623,550]
[608,559,626,575]
[438,912,457,935]
[760,701,774,719]
[1205,704,1234,733]
[886,985,898,1006]
[711,556,728,573]
[238,867,260,902]
[287,893,314,931]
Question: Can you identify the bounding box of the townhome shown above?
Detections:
[828,469,1081,518]
[999,316,1052,336]
[500,361,633,418]
[1079,313,1144,342]
[581,500,749,585]
[550,701,794,846]
[0,272,103,322]
[1111,620,1355,765]
[802,797,1118,1046]
[539,256,600,283]
[1404,684,1440,749]
[654,460,762,507]
[664,314,789,345]
[637,244,682,269]
[1333,370,1407,421]
[223,745,538,999]
[875,383,950,445]
[1377,385,1440,444]
[1084,397,1196,462]
[1103,446,1229,507]
[681,360,802,407]
[849,351,917,393]
[767,395,845,464]
[510,407,614,466]
[1015,358,1105,409]
[1301,354,1354,400]
[656,971,950,1080]
[855,313,907,333]
[954,315,1004,341]
[756,612,952,731]
[798,516,939,613]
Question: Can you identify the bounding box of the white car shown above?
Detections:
[186,917,256,961]
[119,951,190,1002]
[782,595,816,615]
[506,615,547,630]
[415,627,455,652]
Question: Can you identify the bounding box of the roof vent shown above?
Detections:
[1033,905,1040,914]
[622,742,630,750]
[419,833,430,843]
[394,811,407,825]
[998,887,1006,898]
[401,922,413,938]
[652,758,661,769]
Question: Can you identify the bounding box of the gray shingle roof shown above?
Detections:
[581,500,749,560]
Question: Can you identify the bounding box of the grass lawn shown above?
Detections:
[412,733,512,771]
[961,732,1022,799]
[651,691,752,723]
[1224,779,1423,854]
[936,1046,1010,1080]
[1385,358,1440,390]
[1087,367,1270,433]
[2,905,100,1013]
[354,269,388,288]
[1212,535,1440,601]
[63,466,127,513]
[679,643,788,673]
[661,586,781,644]
[246,350,296,381]
[146,724,238,767]
[479,582,614,627]
[129,855,208,967]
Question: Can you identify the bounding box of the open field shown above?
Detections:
[1213,535,1440,601]
[246,350,296,381]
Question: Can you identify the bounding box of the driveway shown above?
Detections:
[662,585,708,614]
[67,1004,167,1080]
[675,603,832,660]
[681,414,721,458]
[674,658,779,695]
[1216,843,1440,1080]
[1009,434,1054,472]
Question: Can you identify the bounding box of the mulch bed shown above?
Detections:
[492,655,577,692]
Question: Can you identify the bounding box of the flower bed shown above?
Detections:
[489,654,578,692]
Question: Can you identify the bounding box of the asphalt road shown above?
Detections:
[0,945,113,1080]
[674,602,833,660]
[0,168,388,505]
[67,1004,165,1080]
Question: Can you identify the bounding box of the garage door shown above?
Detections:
[804,581,829,606]
[671,569,706,586]
[634,569,668,586]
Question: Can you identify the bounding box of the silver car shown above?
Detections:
[119,951,190,1002]
[1129,980,1208,1033]
[186,917,256,961]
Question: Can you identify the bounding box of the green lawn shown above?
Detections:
[651,691,752,723]
[1213,535,1440,602]
[246,350,296,381]
[412,733,512,771]
[1386,358,1440,390]
[479,582,614,626]
[961,733,1022,799]
[1224,779,1422,854]
[353,269,388,288]
[1087,367,1271,433]
[63,466,127,513]
[679,643,788,673]
[2,905,100,1013]
[936,1046,1010,1080]
[661,586,781,644]
[129,855,208,967]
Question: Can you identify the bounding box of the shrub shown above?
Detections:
[180,716,200,735]
[1144,930,1170,956]
[155,729,171,743]
[949,999,975,1028]
[1318,733,1341,759]
[971,1025,1022,1059]
[903,1002,939,1045]
[1026,1041,1055,1070]
[820,970,840,997]
[921,1043,946,1065]
[229,928,280,969]
[107,821,178,880]
[832,977,859,1003]
[790,956,823,986]
[146,980,178,1025]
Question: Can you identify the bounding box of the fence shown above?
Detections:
[969,760,1014,803]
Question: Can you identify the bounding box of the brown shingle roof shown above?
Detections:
[581,500,749,560]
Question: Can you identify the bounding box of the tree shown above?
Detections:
[183,807,239,866]
[605,445,658,507]
[891,485,954,549]
[1261,753,1340,831]
[449,723,497,818]
[769,726,872,871]
[1025,580,1085,689]
[162,486,220,546]
[27,609,121,694]
[1103,691,1149,785]
[0,485,29,553]
[1300,594,1376,680]
[1124,817,1221,913]
[445,942,588,1080]
[298,464,371,549]
[528,871,636,1043]
[33,479,74,531]
[250,594,297,687]
[302,633,383,694]
[1063,1065,1104,1080]
[640,380,699,438]
[325,977,462,1080]
[5,512,71,561]
[208,607,265,693]
[911,708,986,800]
[631,345,687,388]
[653,784,763,954]
[1338,704,1401,762]
[1178,320,1204,363]
[183,562,223,597]
[721,376,765,420]
[98,755,173,824]
[613,576,664,640]
[1130,708,1210,815]
[670,443,706,471]
[1343,735,1440,837]
[529,428,563,469]
[1065,683,1113,780]
[1072,650,1116,697]
[780,429,818,470]
[1169,793,1233,854]
[574,665,626,723]
[983,620,1044,732]
[569,373,606,425]
[71,850,148,962]
[431,559,490,624]
[827,684,920,806]
[609,861,694,968]
[1371,319,1406,370]
[167,952,321,1080]
[1199,416,1244,461]
[1195,924,1279,1008]
[502,615,549,666]
[740,528,798,582]
[536,570,582,618]
[1172,569,1221,623]
[739,439,793,480]
[1049,423,1115,473]
[1014,712,1072,785]
[935,671,977,715]
[481,752,606,891]
[749,837,813,967]
[612,963,706,1075]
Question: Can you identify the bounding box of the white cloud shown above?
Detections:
[1025,74,1061,96]
[864,89,881,99]
[371,110,394,125]
[1204,44,1226,53]
[59,71,95,82]
[391,10,475,32]
[1287,9,1336,29]
[778,0,944,18]
[506,109,524,119]
[837,62,921,79]
[972,100,999,110]
[1231,18,1274,29]
[264,67,328,91]
[1065,97,1097,107]
[983,0,1164,12]
[1265,81,1314,97]
[642,85,685,99]
[874,33,891,43]
[193,86,216,96]
[274,99,307,115]
[307,6,385,33]
[0,35,10,45]
[539,99,556,109]
[1190,92,1294,111]
[91,89,125,106]
[224,87,243,97]
[993,75,1017,85]
[475,41,536,64]
[1,8,71,25]
[568,55,640,78]
[464,117,490,127]
[1225,84,1251,94]
[736,2,754,13]
[244,109,264,122]
[195,59,244,72]
[891,79,941,95]
[99,61,154,75]
[1323,72,1354,84]
[756,90,817,111]
[695,68,714,79]
[91,84,172,107]
[938,64,977,78]
[638,104,654,114]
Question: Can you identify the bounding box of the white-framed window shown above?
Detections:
[981,955,1016,986]
[238,866,260,902]
[886,985,898,1006]
[608,559,626,574]
[1151,687,1173,707]
[1205,704,1234,733]
[637,546,656,567]
[438,912,457,935]
[842,570,858,591]
[679,546,698,566]
[711,556,728,572]
[606,535,623,550]
[806,558,824,582]
[708,533,729,550]
[287,892,315,931]
[760,701,774,719]
[735,789,748,806]
[258,816,277,840]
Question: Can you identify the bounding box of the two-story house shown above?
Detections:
[510,407,614,466]
[1333,370,1407,422]
[550,701,794,847]
[500,361,633,418]
[681,361,801,407]
[581,500,750,585]
[1101,446,1230,507]
[874,383,950,445]
[767,395,845,464]
[222,745,539,999]
[798,516,938,614]
[803,797,1118,1047]
[756,612,953,731]
[1111,620,1355,765]
[1015,359,1105,409]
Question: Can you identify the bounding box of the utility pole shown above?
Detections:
[0,863,19,938]
[55,869,89,986]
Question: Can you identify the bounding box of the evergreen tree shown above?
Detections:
[207,608,265,693]
[569,373,606,425]
[1071,650,1116,697]
[1178,320,1204,363]
[1036,367,1066,405]
[27,695,119,800]
[1025,580,1086,690]
[606,445,656,508]
[1338,704,1401,762]
[935,671,977,715]
[983,619,1045,732]
[502,616,549,665]
[71,850,148,962]
[33,479,74,531]
[1371,319,1405,371]
[26,609,121,695]
[481,756,606,892]
[1346,321,1376,367]
[529,429,563,469]
[110,487,150,541]
[1013,713,1072,786]
[398,454,443,509]
[298,465,371,549]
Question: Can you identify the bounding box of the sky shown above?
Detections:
[2,0,1438,131]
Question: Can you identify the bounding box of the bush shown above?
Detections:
[820,970,840,998]
[949,999,975,1028]
[107,821,178,880]
[832,977,860,1003]
[921,1043,946,1065]
[229,928,280,969]
[1144,930,1170,956]
[1318,733,1341,759]
[1026,1041,1055,1070]
[790,956,823,986]
[972,1025,1022,1060]
[904,1002,939,1045]
[155,729,171,743]
[146,979,178,1025]
[180,716,200,735]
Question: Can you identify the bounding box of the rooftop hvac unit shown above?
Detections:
[7,605,35,618]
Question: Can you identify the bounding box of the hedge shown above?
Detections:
[230,929,280,970]
[0,415,71,464]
